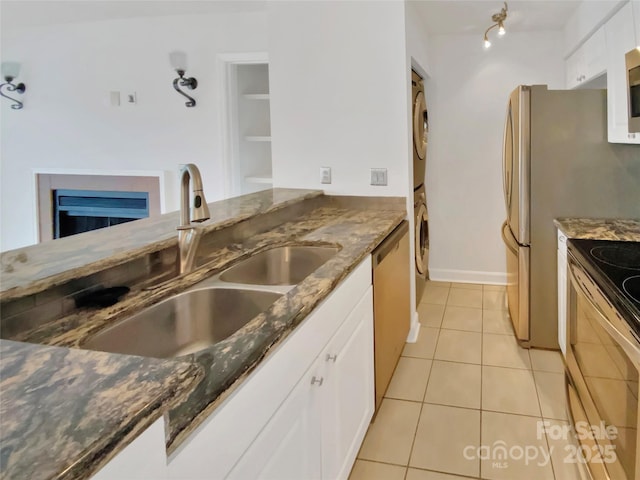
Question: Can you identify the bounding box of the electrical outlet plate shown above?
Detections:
[320,167,331,184]
[370,168,387,186]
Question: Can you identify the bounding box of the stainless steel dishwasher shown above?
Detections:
[372,220,411,413]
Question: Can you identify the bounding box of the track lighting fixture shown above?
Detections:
[483,2,508,49]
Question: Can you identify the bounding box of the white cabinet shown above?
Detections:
[320,290,374,480]
[557,230,568,358]
[565,26,607,89]
[634,1,640,43]
[92,419,167,480]
[226,366,322,480]
[166,257,373,480]
[605,1,640,143]
[228,288,374,480]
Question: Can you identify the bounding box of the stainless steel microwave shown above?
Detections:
[627,47,640,133]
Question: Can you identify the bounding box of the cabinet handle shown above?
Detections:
[559,235,566,244]
[326,354,338,363]
[311,376,324,386]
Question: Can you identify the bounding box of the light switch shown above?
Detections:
[321,167,331,184]
[371,168,387,186]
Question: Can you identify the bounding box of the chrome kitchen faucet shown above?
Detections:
[177,163,210,274]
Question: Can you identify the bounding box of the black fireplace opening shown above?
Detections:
[53,189,150,239]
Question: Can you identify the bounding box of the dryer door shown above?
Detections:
[415,203,429,274]
[413,91,428,160]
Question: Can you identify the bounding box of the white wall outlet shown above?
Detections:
[108,91,120,107]
[370,168,387,186]
[320,166,331,184]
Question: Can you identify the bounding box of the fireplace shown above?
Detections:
[53,189,150,238]
[37,173,162,242]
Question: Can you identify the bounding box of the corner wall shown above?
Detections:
[425,31,564,283]
[267,1,410,198]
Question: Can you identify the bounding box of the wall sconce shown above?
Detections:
[169,51,197,107]
[1,62,26,110]
[483,2,508,49]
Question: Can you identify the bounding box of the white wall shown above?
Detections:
[426,31,564,283]
[267,1,410,198]
[0,10,267,251]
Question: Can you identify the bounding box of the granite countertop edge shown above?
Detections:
[1,193,407,480]
[554,217,640,241]
[0,188,323,302]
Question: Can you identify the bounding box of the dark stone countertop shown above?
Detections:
[0,189,407,478]
[554,218,640,241]
[0,339,202,480]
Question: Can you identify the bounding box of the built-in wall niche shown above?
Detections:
[234,62,272,194]
[36,174,161,242]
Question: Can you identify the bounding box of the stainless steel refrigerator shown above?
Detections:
[501,85,640,349]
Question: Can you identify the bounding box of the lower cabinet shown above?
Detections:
[164,256,373,480]
[227,287,374,480]
[93,257,374,479]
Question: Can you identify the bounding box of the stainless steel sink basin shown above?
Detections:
[83,288,281,358]
[219,245,339,286]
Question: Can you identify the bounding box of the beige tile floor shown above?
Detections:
[350,280,589,480]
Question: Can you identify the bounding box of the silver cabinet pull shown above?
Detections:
[326,354,337,363]
[311,376,324,386]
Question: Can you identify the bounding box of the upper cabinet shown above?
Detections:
[565,26,607,89]
[605,1,640,143]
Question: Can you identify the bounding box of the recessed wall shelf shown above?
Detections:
[243,94,270,100]
[244,175,273,184]
[244,136,272,142]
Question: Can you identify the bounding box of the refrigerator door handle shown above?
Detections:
[502,100,513,218]
[501,221,518,254]
[518,86,531,245]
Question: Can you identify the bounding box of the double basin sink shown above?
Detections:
[83,245,339,359]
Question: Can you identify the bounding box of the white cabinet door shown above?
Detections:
[321,288,374,480]
[226,367,323,480]
[557,231,568,358]
[227,287,375,480]
[583,26,607,81]
[633,1,640,40]
[565,26,606,89]
[565,48,584,89]
[605,1,640,143]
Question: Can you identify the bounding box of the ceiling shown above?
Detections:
[411,0,582,35]
[1,1,266,30]
[2,0,581,34]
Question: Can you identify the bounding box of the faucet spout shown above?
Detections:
[178,163,210,274]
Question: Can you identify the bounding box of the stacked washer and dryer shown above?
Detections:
[412,70,429,306]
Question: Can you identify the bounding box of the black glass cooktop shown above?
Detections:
[568,239,640,333]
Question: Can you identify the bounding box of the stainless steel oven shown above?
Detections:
[565,251,640,480]
[626,47,640,133]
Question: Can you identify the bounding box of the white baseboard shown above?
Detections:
[429,268,507,285]
[406,311,420,343]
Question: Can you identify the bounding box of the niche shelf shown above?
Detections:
[235,63,272,195]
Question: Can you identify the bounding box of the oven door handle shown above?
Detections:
[567,254,640,367]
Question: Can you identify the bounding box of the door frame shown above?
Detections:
[217,52,269,198]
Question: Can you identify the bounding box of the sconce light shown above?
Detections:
[1,62,26,110]
[483,2,508,49]
[169,51,197,107]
